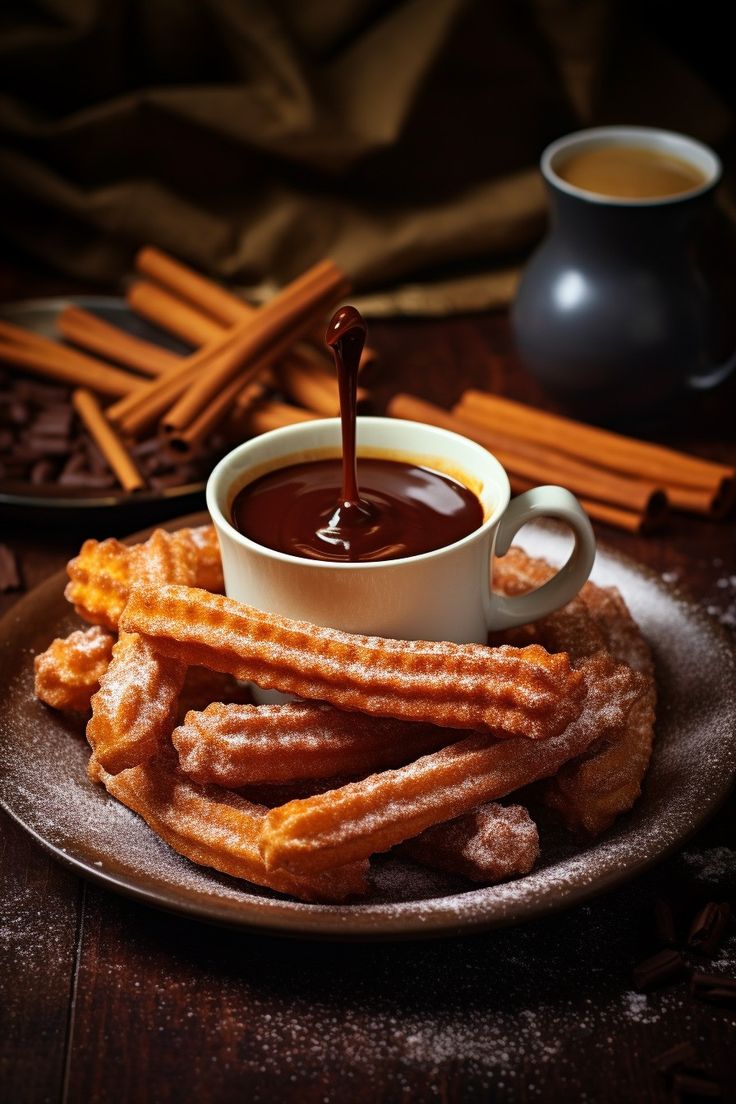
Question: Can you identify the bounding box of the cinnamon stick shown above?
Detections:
[0,338,141,398]
[456,390,734,513]
[162,260,348,433]
[136,246,251,327]
[71,389,145,492]
[388,393,668,522]
[166,374,271,456]
[245,400,320,435]
[131,251,359,389]
[58,306,181,376]
[126,282,227,346]
[509,474,655,534]
[113,363,201,437]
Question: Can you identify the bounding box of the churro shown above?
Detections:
[87,631,187,774]
[493,546,656,835]
[173,701,451,786]
[34,625,115,713]
[66,525,222,629]
[397,802,540,883]
[120,585,586,740]
[95,754,368,903]
[260,652,646,874]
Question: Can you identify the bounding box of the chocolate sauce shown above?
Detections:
[231,456,483,561]
[231,305,483,561]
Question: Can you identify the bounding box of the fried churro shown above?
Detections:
[494,546,657,835]
[173,701,451,786]
[397,802,540,883]
[120,584,586,739]
[66,525,222,630]
[34,625,115,712]
[87,631,187,774]
[95,755,368,903]
[260,652,646,874]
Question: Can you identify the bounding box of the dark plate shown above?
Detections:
[1,518,734,940]
[0,297,210,523]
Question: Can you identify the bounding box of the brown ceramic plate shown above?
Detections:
[1,518,734,940]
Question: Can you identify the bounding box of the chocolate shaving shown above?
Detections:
[672,1072,722,1099]
[652,1041,699,1075]
[655,897,678,947]
[0,545,22,592]
[687,902,732,956]
[689,972,736,1007]
[632,948,688,992]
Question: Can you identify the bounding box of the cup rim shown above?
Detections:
[206,416,511,570]
[541,124,721,207]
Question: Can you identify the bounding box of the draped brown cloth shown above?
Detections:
[0,0,732,310]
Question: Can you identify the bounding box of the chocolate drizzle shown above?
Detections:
[231,306,483,561]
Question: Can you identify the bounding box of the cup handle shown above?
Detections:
[485,486,596,631]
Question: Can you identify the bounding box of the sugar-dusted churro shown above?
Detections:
[121,585,586,739]
[173,701,452,786]
[260,652,646,874]
[176,667,253,722]
[398,802,540,883]
[34,625,115,712]
[66,525,223,630]
[494,546,656,835]
[87,631,187,774]
[95,755,368,903]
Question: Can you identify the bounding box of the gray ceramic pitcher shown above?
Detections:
[512,126,734,418]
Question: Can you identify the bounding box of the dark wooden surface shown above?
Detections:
[1,300,735,1104]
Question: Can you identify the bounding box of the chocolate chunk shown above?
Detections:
[25,434,73,456]
[689,972,736,1007]
[32,407,73,436]
[687,903,732,956]
[8,401,29,425]
[58,470,116,488]
[633,949,688,991]
[30,459,56,483]
[655,897,678,947]
[0,545,21,591]
[652,1041,699,1075]
[672,1072,722,1099]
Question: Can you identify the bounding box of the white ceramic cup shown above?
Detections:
[206,417,596,643]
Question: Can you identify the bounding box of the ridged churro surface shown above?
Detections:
[260,652,646,874]
[493,547,656,835]
[398,802,540,883]
[121,584,586,739]
[34,625,115,713]
[87,631,186,774]
[66,525,222,629]
[173,701,450,786]
[96,756,368,903]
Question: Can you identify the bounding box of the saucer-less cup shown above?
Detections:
[207,417,595,643]
[513,125,734,416]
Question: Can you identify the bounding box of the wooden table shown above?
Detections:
[2,309,735,1103]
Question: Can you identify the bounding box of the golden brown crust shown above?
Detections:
[95,756,368,903]
[173,701,451,786]
[34,625,115,713]
[120,584,586,740]
[65,525,223,629]
[86,631,187,774]
[493,546,657,835]
[398,802,540,883]
[259,653,645,875]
